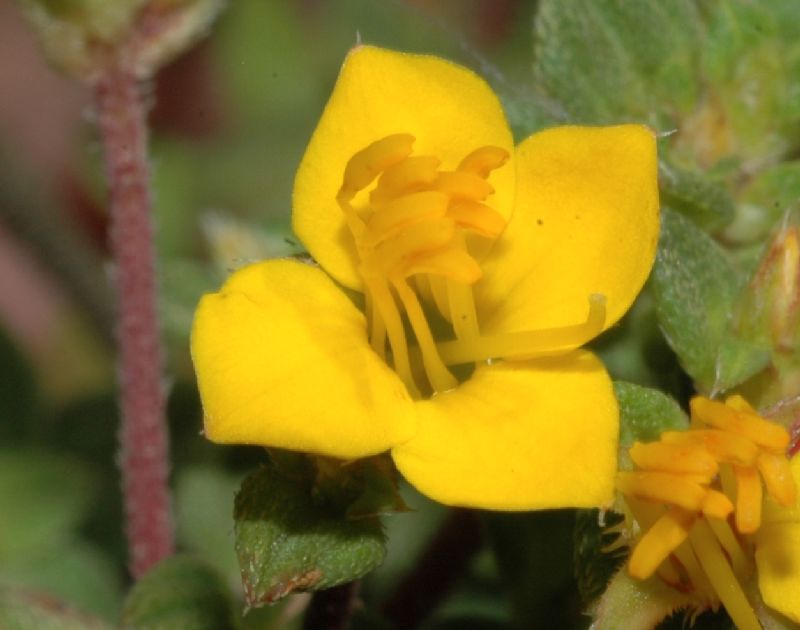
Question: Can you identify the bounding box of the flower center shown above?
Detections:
[337,134,606,397]
[617,395,797,630]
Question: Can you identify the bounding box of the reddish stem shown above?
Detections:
[94,64,174,579]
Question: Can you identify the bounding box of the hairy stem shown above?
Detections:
[95,63,174,579]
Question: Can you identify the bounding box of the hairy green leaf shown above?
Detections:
[121,556,237,630]
[234,461,386,607]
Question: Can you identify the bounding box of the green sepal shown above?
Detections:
[614,381,688,452]
[234,458,387,607]
[590,568,700,630]
[15,0,224,80]
[120,556,238,630]
[652,208,768,393]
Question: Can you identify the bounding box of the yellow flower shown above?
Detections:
[190,45,659,510]
[617,395,800,629]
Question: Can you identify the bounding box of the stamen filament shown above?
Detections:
[447,279,480,340]
[705,517,751,577]
[688,519,761,630]
[366,278,420,398]
[435,294,606,365]
[392,277,457,393]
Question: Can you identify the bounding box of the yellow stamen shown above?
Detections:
[700,490,734,520]
[392,277,457,393]
[757,451,797,507]
[447,201,506,238]
[447,278,480,340]
[436,294,606,365]
[629,441,718,476]
[691,396,790,454]
[732,464,762,534]
[370,155,441,207]
[457,145,510,177]
[339,133,415,201]
[616,472,710,512]
[688,519,761,630]
[433,171,494,200]
[661,429,759,466]
[628,508,695,580]
[706,517,751,577]
[364,191,450,247]
[365,278,419,398]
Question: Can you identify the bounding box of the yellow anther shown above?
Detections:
[402,247,482,284]
[691,396,790,454]
[628,508,694,580]
[370,155,442,207]
[700,489,734,519]
[616,471,709,512]
[339,133,415,201]
[363,218,456,277]
[732,464,762,534]
[757,451,797,507]
[433,171,494,201]
[629,441,719,476]
[661,429,759,467]
[457,145,510,178]
[365,191,450,247]
[447,201,507,239]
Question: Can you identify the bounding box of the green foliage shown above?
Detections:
[614,382,688,450]
[651,208,770,393]
[233,458,387,607]
[531,0,702,127]
[0,586,111,630]
[121,556,238,630]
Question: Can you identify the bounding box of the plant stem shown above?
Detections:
[94,63,174,579]
[381,508,484,628]
[302,581,360,630]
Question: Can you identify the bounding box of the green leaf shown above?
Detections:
[234,462,386,607]
[658,161,735,232]
[532,0,702,125]
[713,337,771,394]
[121,556,238,630]
[614,382,688,451]
[0,585,111,630]
[651,208,743,392]
[0,449,95,558]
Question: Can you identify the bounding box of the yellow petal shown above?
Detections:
[756,522,800,623]
[475,125,659,335]
[293,45,515,290]
[757,454,800,622]
[190,259,416,459]
[391,350,618,510]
